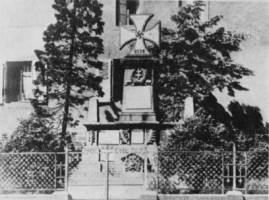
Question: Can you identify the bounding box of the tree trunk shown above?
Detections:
[61,0,77,144]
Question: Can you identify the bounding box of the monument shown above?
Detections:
[69,14,164,199]
[119,14,160,122]
[82,13,162,148]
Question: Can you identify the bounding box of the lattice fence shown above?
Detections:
[0,153,65,191]
[158,152,223,194]
[246,152,268,194]
[0,151,268,194]
[158,151,269,194]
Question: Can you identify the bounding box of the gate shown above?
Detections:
[223,151,269,194]
[68,146,157,199]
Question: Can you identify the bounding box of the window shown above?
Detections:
[4,61,47,104]
[116,0,139,26]
[5,61,33,103]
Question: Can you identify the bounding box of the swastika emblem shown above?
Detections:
[120,14,160,56]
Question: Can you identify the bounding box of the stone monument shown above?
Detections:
[119,14,160,122]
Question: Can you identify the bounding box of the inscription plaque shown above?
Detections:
[125,86,152,110]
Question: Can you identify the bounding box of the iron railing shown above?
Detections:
[0,152,66,191]
[158,151,268,194]
[0,150,268,194]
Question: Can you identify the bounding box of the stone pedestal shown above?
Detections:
[119,112,156,122]
[226,191,244,200]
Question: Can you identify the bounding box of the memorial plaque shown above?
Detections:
[131,129,144,144]
[99,130,119,145]
[125,86,152,110]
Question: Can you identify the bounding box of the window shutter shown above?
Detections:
[22,71,33,99]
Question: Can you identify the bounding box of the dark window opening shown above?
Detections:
[5,61,32,103]
[111,59,124,102]
[116,0,139,26]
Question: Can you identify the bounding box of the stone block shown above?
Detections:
[139,191,157,200]
[226,191,243,200]
[52,191,70,200]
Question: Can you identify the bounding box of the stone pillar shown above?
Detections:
[87,98,98,122]
[184,96,194,119]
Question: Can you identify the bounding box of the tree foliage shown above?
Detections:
[156,1,253,122]
[161,97,269,152]
[161,109,229,151]
[4,113,61,152]
[34,0,104,144]
[228,101,268,150]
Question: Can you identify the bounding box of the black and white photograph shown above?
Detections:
[0,0,268,200]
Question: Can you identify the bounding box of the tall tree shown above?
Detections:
[35,0,104,146]
[156,1,253,122]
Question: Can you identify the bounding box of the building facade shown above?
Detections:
[0,0,207,151]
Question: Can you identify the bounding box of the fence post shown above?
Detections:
[222,152,224,194]
[144,146,148,190]
[64,147,69,191]
[157,151,159,194]
[54,153,57,190]
[244,152,247,194]
[233,143,236,191]
[105,151,109,200]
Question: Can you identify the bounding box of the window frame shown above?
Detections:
[116,0,138,26]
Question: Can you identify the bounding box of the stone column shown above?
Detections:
[184,96,194,119]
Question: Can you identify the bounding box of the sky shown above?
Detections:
[209,1,269,122]
[0,0,268,122]
[0,0,54,62]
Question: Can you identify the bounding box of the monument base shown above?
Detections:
[119,112,156,122]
